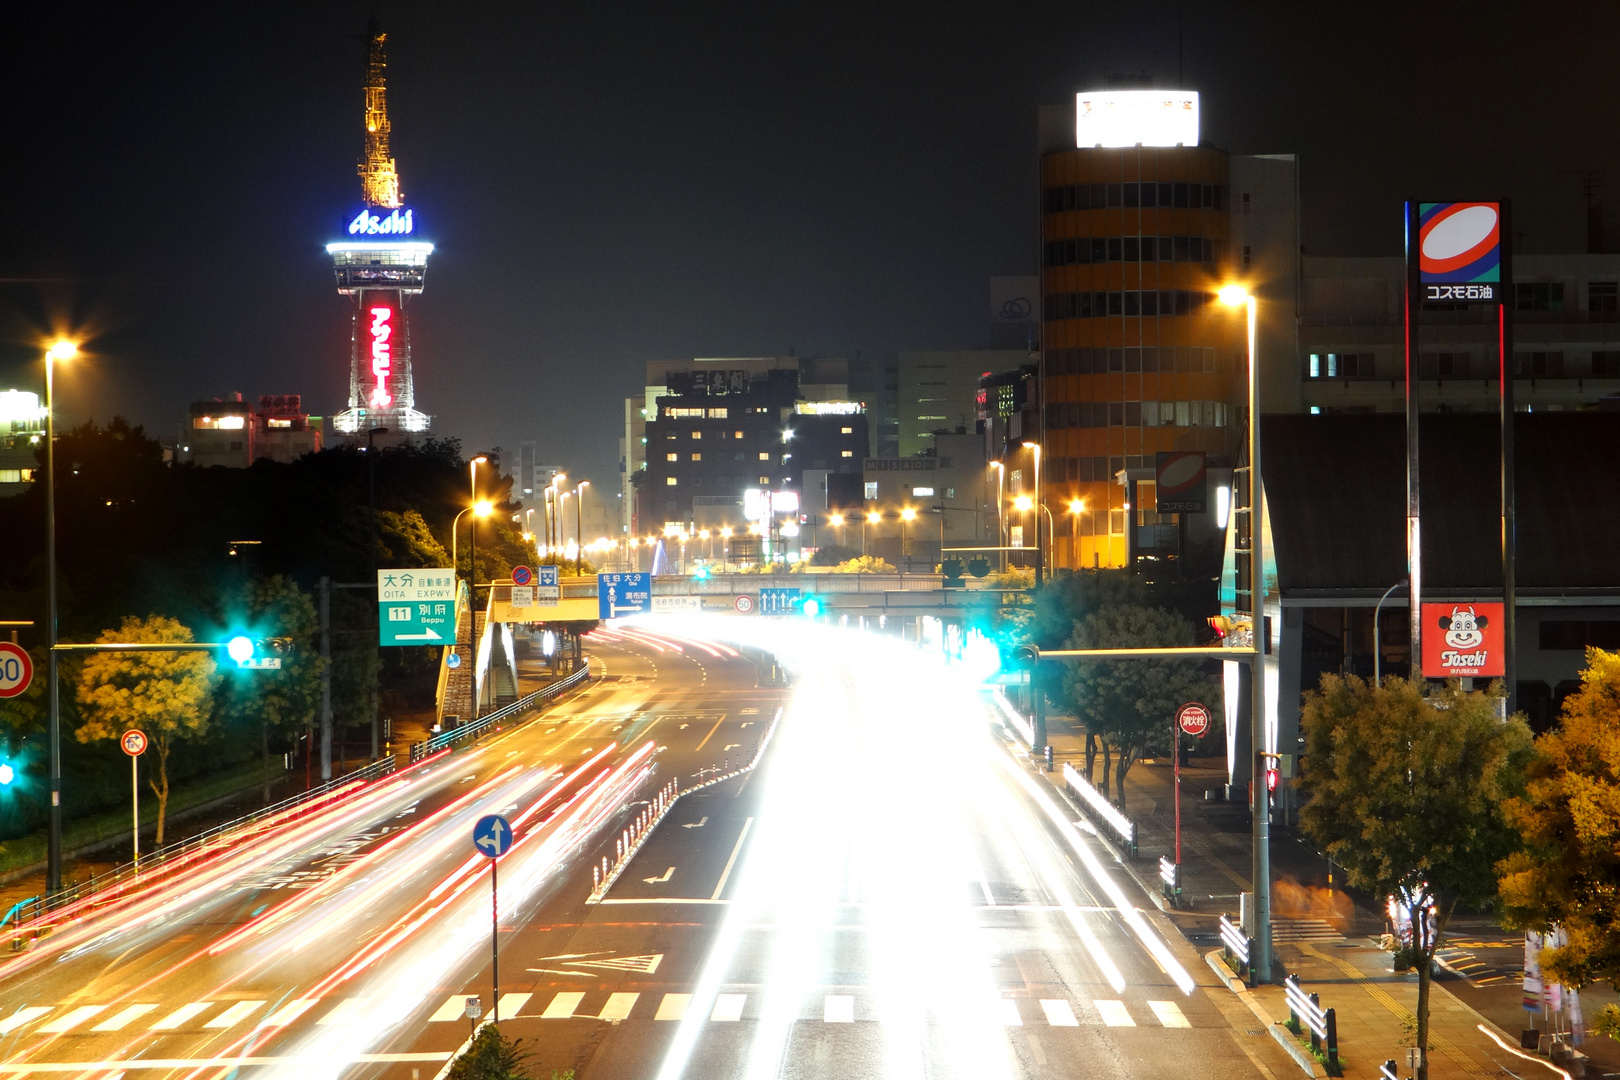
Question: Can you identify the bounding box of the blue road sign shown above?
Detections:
[598,572,651,619]
[537,565,558,587]
[758,587,802,615]
[473,814,513,858]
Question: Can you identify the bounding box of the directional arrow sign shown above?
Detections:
[597,572,650,619]
[472,814,513,858]
[378,569,457,647]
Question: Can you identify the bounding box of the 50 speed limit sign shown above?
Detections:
[0,642,33,699]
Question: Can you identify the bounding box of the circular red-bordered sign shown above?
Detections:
[120,729,148,757]
[510,565,533,586]
[1177,702,1211,738]
[0,642,33,699]
[734,594,755,614]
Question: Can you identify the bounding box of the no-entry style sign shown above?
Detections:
[0,642,32,699]
[120,729,148,756]
[510,565,533,587]
[1176,702,1211,738]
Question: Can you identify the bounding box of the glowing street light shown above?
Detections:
[43,337,78,892]
[1013,494,1034,512]
[1021,441,1044,584]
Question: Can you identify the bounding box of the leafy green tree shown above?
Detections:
[1300,675,1532,1080]
[377,509,451,567]
[75,615,220,845]
[215,576,324,799]
[1497,648,1620,1043]
[1061,604,1217,808]
[444,1024,540,1080]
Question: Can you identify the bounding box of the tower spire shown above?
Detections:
[358,18,402,208]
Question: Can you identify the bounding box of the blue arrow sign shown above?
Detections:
[597,572,651,619]
[473,814,513,858]
[758,587,802,615]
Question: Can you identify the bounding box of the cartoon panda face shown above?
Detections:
[1439,606,1486,650]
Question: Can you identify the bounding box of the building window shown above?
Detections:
[758,452,770,460]
[690,430,702,439]
[1590,282,1618,312]
[1592,351,1620,375]
[1419,352,1472,378]
[665,477,677,486]
[0,469,33,483]
[1515,351,1565,376]
[840,426,853,434]
[691,453,702,461]
[1515,282,1565,311]
[666,452,678,462]
[1044,289,1217,320]
[1307,353,1374,378]
[708,407,729,418]
[665,407,704,418]
[912,487,935,497]
[841,449,854,458]
[759,475,771,484]
[864,481,878,500]
[735,430,745,438]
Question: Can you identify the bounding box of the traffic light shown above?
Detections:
[227,635,291,670]
[1266,768,1279,792]
[1207,615,1231,638]
[1011,643,1039,667]
[967,558,991,578]
[0,761,13,786]
[693,565,711,581]
[941,559,965,587]
[801,596,822,618]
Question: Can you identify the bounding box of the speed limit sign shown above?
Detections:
[120,729,148,757]
[0,642,32,699]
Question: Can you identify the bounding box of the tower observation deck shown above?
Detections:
[330,18,431,436]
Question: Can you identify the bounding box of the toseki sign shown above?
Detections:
[1420,602,1505,677]
[366,300,396,409]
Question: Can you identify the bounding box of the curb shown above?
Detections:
[1038,763,1173,915]
[1205,950,1327,1079]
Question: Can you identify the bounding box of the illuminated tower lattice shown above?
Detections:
[330,18,431,436]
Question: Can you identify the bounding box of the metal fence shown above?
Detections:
[409,666,589,763]
[1219,913,1256,983]
[1285,973,1340,1073]
[1061,762,1138,858]
[1158,856,1182,906]
[9,754,398,935]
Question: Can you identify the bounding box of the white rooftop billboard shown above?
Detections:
[1075,90,1199,148]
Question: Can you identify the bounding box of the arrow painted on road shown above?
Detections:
[723,743,740,752]
[678,723,689,730]
[682,816,708,829]
[740,721,752,728]
[643,867,675,884]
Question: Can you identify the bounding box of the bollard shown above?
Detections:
[1380,1060,1398,1080]
[1308,992,1322,1051]
[593,866,600,890]
[1324,1007,1338,1072]
[1043,744,1053,772]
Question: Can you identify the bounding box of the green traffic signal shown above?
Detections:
[226,636,254,663]
[0,762,13,785]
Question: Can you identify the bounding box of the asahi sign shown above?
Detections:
[1420,602,1505,677]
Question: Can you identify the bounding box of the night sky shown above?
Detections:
[3,1,1616,492]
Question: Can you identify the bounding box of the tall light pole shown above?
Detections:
[44,338,77,895]
[829,512,845,554]
[468,455,488,594]
[900,507,917,575]
[989,461,1006,572]
[1219,283,1271,984]
[558,492,572,570]
[575,481,590,575]
[1022,442,1043,585]
[865,510,880,559]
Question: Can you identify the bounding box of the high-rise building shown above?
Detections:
[329,20,432,438]
[1033,88,1299,569]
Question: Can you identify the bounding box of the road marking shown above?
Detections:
[999,998,1022,1026]
[722,743,739,752]
[693,714,727,751]
[204,1002,264,1029]
[428,997,471,1022]
[496,994,531,1019]
[710,995,745,1021]
[682,816,708,829]
[643,867,675,884]
[317,999,365,1026]
[654,994,689,1021]
[0,1008,52,1035]
[711,817,754,900]
[38,1006,107,1033]
[259,1000,318,1028]
[91,1005,158,1032]
[540,993,584,1019]
[1095,1000,1134,1027]
[1148,1000,1190,1028]
[1039,1000,1079,1027]
[823,996,854,1023]
[149,1003,214,1031]
[599,993,638,1021]
[0,1054,453,1072]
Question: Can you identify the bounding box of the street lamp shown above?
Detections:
[988,461,1006,572]
[899,507,917,573]
[574,481,590,575]
[43,338,77,894]
[468,455,488,590]
[864,509,881,558]
[452,499,495,580]
[1067,497,1085,560]
[1218,282,1271,984]
[1022,442,1043,585]
[828,512,845,553]
[546,473,567,554]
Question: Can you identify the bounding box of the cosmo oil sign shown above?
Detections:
[1420,602,1505,677]
[1418,203,1502,302]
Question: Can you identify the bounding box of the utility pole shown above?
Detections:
[319,576,332,782]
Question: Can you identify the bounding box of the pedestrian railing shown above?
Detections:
[9,753,399,937]
[410,666,589,763]
[1219,913,1256,984]
[1285,973,1340,1074]
[1061,762,1138,859]
[1158,856,1182,906]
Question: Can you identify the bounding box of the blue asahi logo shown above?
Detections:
[348,208,414,236]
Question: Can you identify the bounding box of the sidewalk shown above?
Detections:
[1033,715,1618,1079]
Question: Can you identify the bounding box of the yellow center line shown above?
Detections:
[693,714,728,751]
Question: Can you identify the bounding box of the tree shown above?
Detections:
[1300,675,1532,1080]
[76,616,219,845]
[1061,604,1217,809]
[1497,647,1620,1043]
[214,577,324,800]
[443,1024,544,1080]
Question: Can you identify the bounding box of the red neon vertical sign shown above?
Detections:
[367,302,395,408]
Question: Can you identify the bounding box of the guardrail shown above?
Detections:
[410,667,590,763]
[990,688,1034,747]
[1219,913,1255,984]
[1061,762,1138,859]
[1158,856,1182,906]
[1285,973,1340,1074]
[10,754,399,936]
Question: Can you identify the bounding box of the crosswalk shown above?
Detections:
[0,991,1194,1040]
[1271,918,1346,943]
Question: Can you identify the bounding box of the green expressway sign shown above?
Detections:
[378,569,457,646]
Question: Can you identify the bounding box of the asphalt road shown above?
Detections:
[0,618,1297,1079]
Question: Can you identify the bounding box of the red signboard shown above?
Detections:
[1420,602,1505,677]
[1177,702,1211,738]
[365,300,397,409]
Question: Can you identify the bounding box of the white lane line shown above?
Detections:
[149,1003,214,1031]
[599,993,638,1021]
[317,999,366,1026]
[91,1005,158,1032]
[540,992,584,1019]
[38,1006,107,1033]
[0,1008,51,1035]
[0,1054,453,1071]
[823,996,854,1023]
[1148,1000,1190,1028]
[710,994,745,1021]
[1095,1000,1135,1027]
[710,817,754,900]
[259,1000,318,1029]
[204,1001,264,1029]
[999,998,1023,1026]
[654,994,690,1021]
[495,994,532,1019]
[1039,1000,1079,1027]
